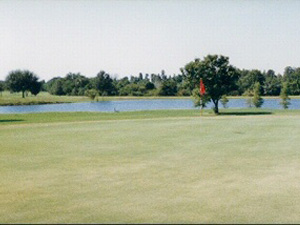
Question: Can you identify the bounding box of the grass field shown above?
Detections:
[0,91,90,106]
[1,109,300,223]
[0,91,192,106]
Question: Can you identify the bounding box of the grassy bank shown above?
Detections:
[1,109,300,223]
[0,91,90,106]
[0,91,192,106]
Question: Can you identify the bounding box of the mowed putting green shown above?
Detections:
[1,110,300,223]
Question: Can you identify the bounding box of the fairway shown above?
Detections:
[1,112,300,223]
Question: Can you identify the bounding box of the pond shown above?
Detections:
[0,98,300,114]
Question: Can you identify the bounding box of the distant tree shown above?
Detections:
[40,80,46,91]
[220,95,229,108]
[85,89,98,101]
[252,82,264,108]
[62,79,73,95]
[283,66,295,81]
[138,73,143,81]
[145,73,149,81]
[5,70,40,98]
[158,80,177,96]
[0,81,5,96]
[238,69,265,95]
[50,79,65,95]
[93,71,115,95]
[283,67,300,95]
[182,55,239,114]
[56,72,90,96]
[150,74,162,89]
[280,82,290,109]
[263,70,281,96]
[30,80,42,96]
[161,70,167,80]
[145,81,155,90]
[130,75,139,83]
[115,77,130,95]
[177,80,192,96]
[118,83,145,96]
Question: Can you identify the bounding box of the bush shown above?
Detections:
[253,82,264,108]
[85,89,98,100]
[280,82,290,109]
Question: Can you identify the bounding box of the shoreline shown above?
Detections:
[1,93,300,106]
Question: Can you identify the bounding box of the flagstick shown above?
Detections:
[200,96,203,116]
[199,78,205,116]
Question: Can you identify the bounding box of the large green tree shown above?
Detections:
[5,70,41,98]
[92,71,115,96]
[182,55,239,114]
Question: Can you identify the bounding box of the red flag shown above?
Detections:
[200,78,206,96]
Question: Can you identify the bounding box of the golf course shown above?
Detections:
[2,0,300,223]
[1,109,300,223]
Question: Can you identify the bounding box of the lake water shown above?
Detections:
[0,98,300,114]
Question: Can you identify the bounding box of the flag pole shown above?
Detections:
[200,97,203,116]
[199,78,206,116]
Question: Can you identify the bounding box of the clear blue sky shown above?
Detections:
[1,0,300,81]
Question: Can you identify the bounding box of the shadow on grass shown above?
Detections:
[219,111,273,116]
[0,119,24,123]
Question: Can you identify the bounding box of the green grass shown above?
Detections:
[0,91,192,106]
[0,108,300,126]
[0,109,203,125]
[1,109,300,223]
[0,91,90,106]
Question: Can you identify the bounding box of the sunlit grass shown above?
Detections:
[1,110,300,223]
[0,108,300,126]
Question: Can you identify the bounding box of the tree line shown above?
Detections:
[1,54,299,102]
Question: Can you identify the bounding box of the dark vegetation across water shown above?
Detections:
[1,57,300,98]
[0,54,299,111]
